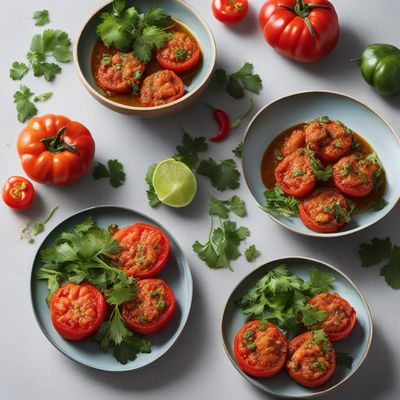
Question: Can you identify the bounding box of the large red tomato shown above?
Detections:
[17,114,95,185]
[259,0,339,62]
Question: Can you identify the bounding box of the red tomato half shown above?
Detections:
[332,154,378,198]
[299,188,350,233]
[212,0,248,24]
[308,293,357,341]
[156,31,201,74]
[286,331,336,387]
[281,128,306,157]
[274,149,316,197]
[2,176,35,210]
[259,0,339,63]
[113,223,170,278]
[50,282,106,341]
[234,320,288,378]
[121,278,176,335]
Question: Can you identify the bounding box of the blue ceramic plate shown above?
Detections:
[30,206,193,372]
[74,0,216,117]
[242,91,400,237]
[221,257,373,399]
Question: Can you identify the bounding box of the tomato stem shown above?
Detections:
[40,126,80,155]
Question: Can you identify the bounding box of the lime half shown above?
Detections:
[152,158,197,207]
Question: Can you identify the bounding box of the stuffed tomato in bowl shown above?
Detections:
[242,91,400,237]
[74,0,216,117]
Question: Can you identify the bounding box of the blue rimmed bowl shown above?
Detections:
[73,0,216,117]
[242,90,400,237]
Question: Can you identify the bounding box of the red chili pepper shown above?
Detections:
[206,105,231,142]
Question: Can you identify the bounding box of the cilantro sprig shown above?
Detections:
[262,184,300,216]
[237,264,334,336]
[93,160,126,187]
[36,217,152,364]
[196,158,240,191]
[359,237,400,289]
[96,0,173,63]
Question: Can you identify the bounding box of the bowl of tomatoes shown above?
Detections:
[74,0,216,117]
[242,90,400,237]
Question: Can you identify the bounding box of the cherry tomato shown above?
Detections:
[50,282,106,341]
[156,31,201,74]
[212,0,248,24]
[304,119,353,164]
[17,114,95,185]
[286,331,336,387]
[233,320,288,378]
[259,0,339,63]
[121,278,176,335]
[2,176,35,210]
[308,292,357,341]
[140,70,184,107]
[96,51,145,94]
[113,223,170,278]
[274,149,316,197]
[332,154,379,198]
[299,187,350,233]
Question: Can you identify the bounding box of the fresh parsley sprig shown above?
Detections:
[262,184,300,217]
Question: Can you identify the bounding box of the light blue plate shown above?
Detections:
[221,257,373,399]
[242,91,400,237]
[30,206,193,372]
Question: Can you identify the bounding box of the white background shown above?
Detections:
[1,1,400,399]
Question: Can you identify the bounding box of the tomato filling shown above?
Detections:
[114,225,166,276]
[157,31,199,66]
[52,284,102,330]
[123,280,171,326]
[281,129,306,157]
[223,0,245,13]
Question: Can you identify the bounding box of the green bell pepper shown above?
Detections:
[359,43,400,96]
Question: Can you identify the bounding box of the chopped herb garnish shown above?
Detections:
[262,184,300,216]
[275,149,283,161]
[319,116,330,123]
[292,169,306,177]
[102,53,111,65]
[175,49,187,61]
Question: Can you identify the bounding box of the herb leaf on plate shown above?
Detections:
[262,184,300,216]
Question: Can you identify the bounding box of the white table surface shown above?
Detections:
[1,1,400,399]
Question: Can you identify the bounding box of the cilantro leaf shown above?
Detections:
[32,62,61,81]
[209,195,246,219]
[96,13,132,50]
[92,160,125,187]
[336,352,353,369]
[301,304,328,327]
[303,266,335,296]
[262,184,300,216]
[312,330,332,353]
[33,10,50,26]
[9,62,29,80]
[193,239,219,269]
[359,237,392,267]
[106,278,138,305]
[215,68,227,85]
[143,7,173,27]
[133,26,166,63]
[232,142,243,158]
[174,131,208,169]
[230,195,247,217]
[113,334,151,364]
[196,158,240,191]
[145,163,160,207]
[226,75,244,99]
[244,245,261,262]
[310,155,333,181]
[380,245,400,289]
[369,198,388,211]
[42,29,72,62]
[13,85,37,122]
[222,220,250,261]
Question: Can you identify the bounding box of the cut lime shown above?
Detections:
[152,158,197,208]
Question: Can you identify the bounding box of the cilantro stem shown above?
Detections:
[37,268,63,277]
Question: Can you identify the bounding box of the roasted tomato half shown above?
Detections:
[113,223,170,278]
[281,128,306,158]
[304,119,353,163]
[286,331,336,388]
[332,154,381,198]
[212,0,249,24]
[234,320,288,378]
[50,282,106,341]
[96,51,145,94]
[156,31,201,74]
[275,149,316,197]
[140,70,184,107]
[121,278,176,335]
[299,187,351,233]
[2,176,35,210]
[308,292,356,341]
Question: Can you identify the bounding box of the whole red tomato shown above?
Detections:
[17,114,95,185]
[259,0,339,62]
[2,176,35,210]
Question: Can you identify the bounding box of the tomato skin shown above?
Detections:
[156,32,201,74]
[233,320,288,378]
[50,282,106,341]
[113,223,170,278]
[212,0,248,24]
[299,188,348,233]
[17,114,95,185]
[308,293,357,341]
[259,0,339,63]
[121,279,176,335]
[286,331,336,387]
[2,176,35,210]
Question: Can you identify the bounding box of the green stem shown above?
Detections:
[231,98,254,129]
[40,126,80,154]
